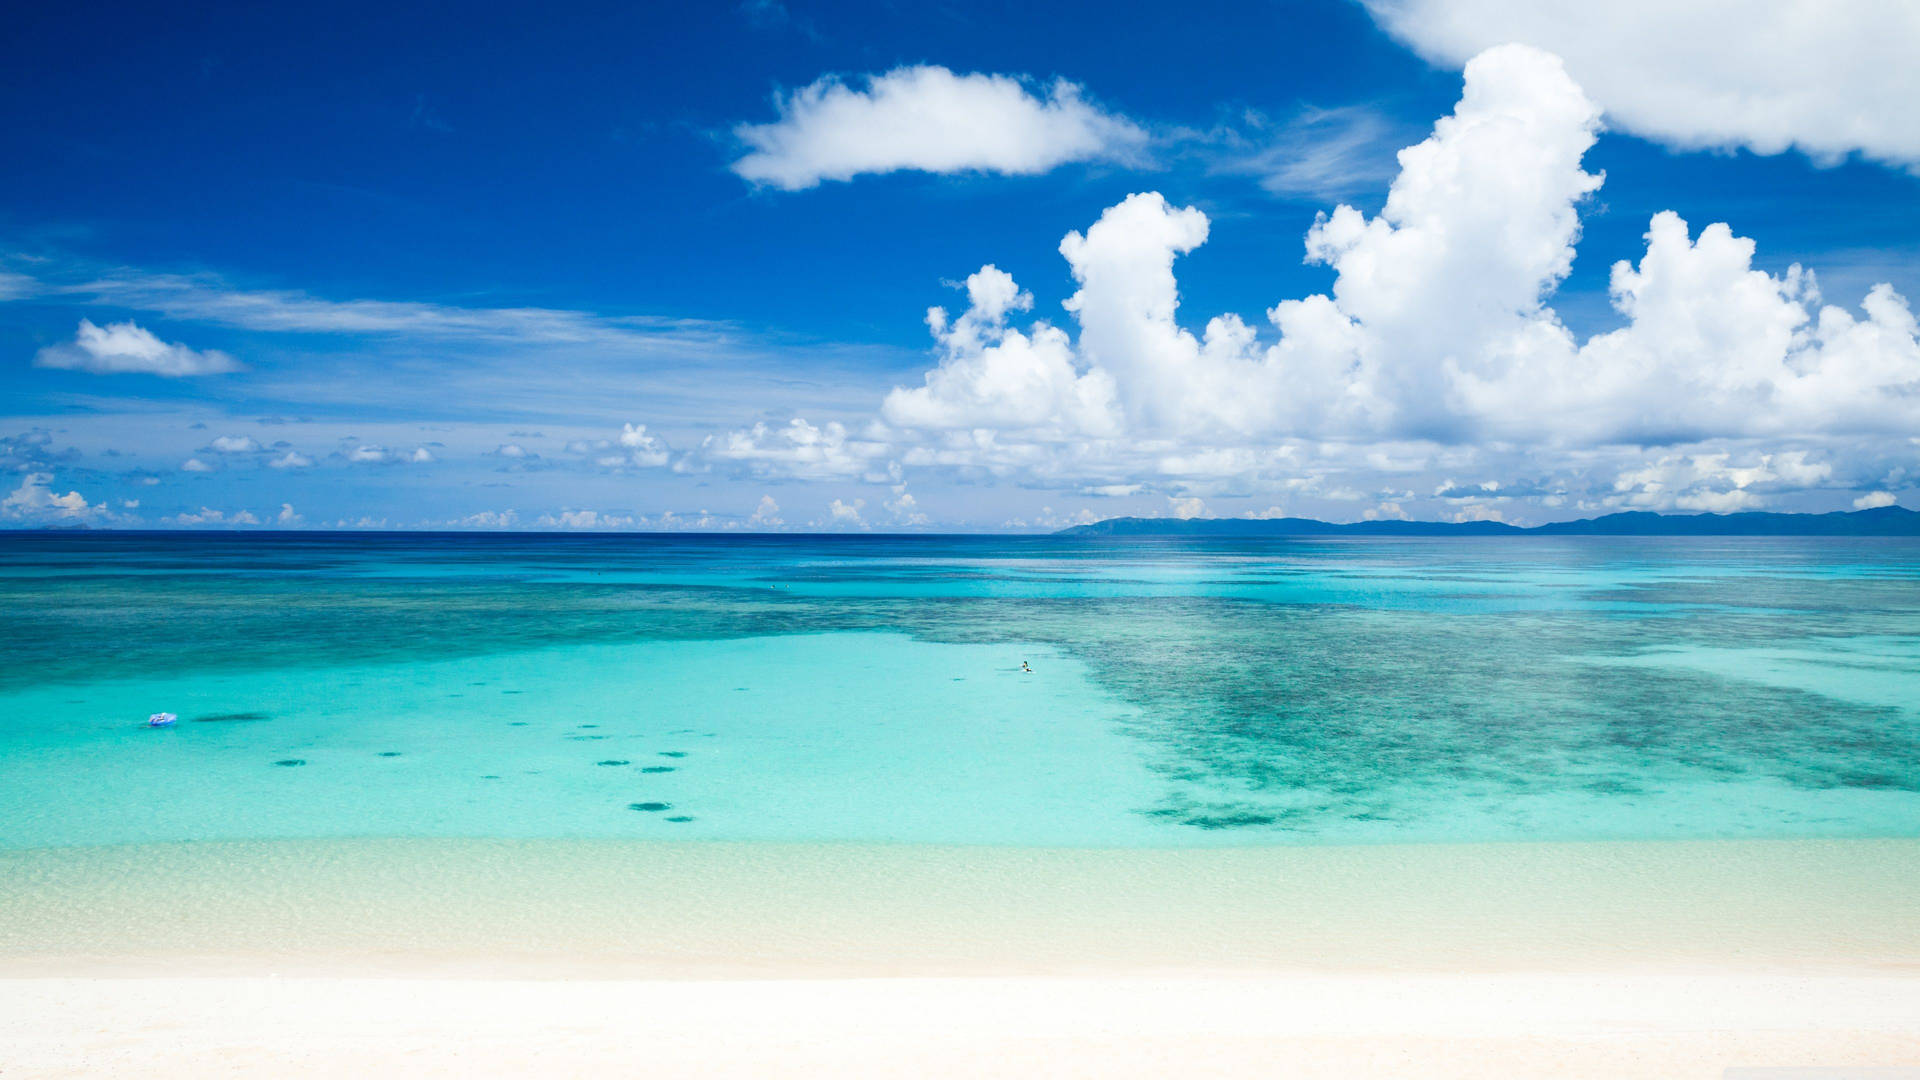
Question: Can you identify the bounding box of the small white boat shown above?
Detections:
[146,712,177,728]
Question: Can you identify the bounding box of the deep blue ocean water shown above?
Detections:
[2,531,1916,848]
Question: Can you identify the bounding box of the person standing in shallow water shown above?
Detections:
[1021,661,1031,673]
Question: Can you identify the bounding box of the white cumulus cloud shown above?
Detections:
[1365,0,1920,171]
[731,65,1148,190]
[748,495,782,526]
[456,509,519,528]
[536,509,636,530]
[824,497,866,527]
[2,473,106,522]
[565,424,671,470]
[815,44,1920,516]
[1168,496,1208,520]
[166,507,262,527]
[883,265,1120,438]
[1608,451,1832,512]
[883,488,929,526]
[617,423,670,467]
[699,418,891,481]
[34,319,240,376]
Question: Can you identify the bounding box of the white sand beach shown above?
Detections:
[3,837,1917,1077]
[5,972,1920,1078]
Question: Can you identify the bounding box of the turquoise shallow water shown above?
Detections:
[1,532,1917,848]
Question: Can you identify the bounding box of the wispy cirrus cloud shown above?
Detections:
[1203,105,1409,202]
[48,269,741,351]
[4,255,920,428]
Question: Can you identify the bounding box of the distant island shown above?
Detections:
[1057,505,1920,537]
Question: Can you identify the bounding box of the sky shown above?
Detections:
[3,0,1918,531]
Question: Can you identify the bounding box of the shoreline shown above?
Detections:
[7,836,1918,1075]
[5,835,1918,978]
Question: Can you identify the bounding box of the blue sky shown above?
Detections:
[4,0,1918,529]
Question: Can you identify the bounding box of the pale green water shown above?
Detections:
[2,532,1917,849]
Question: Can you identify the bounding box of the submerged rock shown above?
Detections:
[272,759,305,767]
[1182,812,1277,830]
[627,801,670,812]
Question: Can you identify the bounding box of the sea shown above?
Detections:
[2,530,1917,851]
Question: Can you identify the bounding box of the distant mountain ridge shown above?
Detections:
[1057,505,1920,537]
